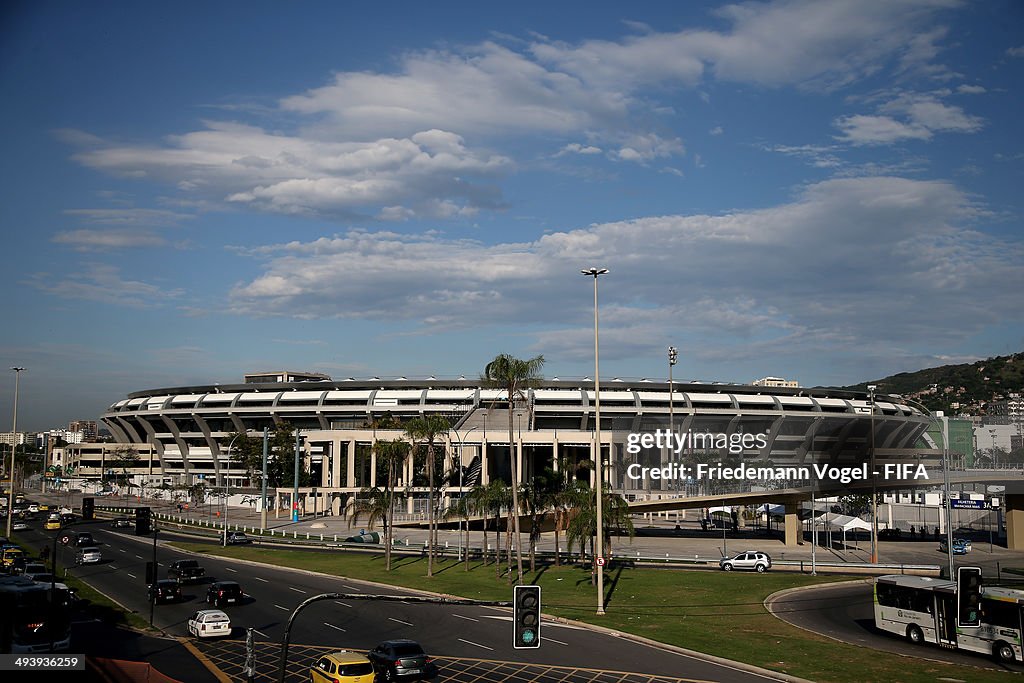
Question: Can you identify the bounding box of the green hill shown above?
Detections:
[843,351,1024,415]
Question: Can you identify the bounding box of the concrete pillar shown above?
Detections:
[589,441,597,487]
[369,446,377,488]
[331,439,343,489]
[481,438,489,485]
[784,502,800,547]
[346,441,356,489]
[1006,494,1024,550]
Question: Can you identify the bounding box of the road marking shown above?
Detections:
[254,577,269,582]
[109,565,118,570]
[340,583,359,591]
[289,587,306,594]
[479,615,586,631]
[125,573,136,579]
[224,567,237,573]
[388,617,414,626]
[178,637,232,683]
[545,636,569,646]
[253,629,269,638]
[457,638,493,651]
[335,601,352,608]
[325,622,346,632]
[135,554,143,559]
[452,614,479,622]
[274,604,289,611]
[119,549,126,553]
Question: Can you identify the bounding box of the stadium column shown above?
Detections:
[346,441,356,489]
[1006,494,1024,550]
[784,500,800,547]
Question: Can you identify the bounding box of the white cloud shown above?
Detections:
[1006,46,1024,58]
[834,92,982,145]
[63,208,194,226]
[956,84,985,94]
[227,177,1022,365]
[557,143,603,156]
[834,114,932,145]
[51,229,168,251]
[28,264,184,308]
[709,126,724,136]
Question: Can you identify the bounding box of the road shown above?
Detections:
[15,514,784,683]
[766,580,1023,673]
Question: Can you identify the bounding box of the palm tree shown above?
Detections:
[565,482,635,582]
[405,415,450,577]
[373,438,411,570]
[348,486,408,570]
[482,353,544,585]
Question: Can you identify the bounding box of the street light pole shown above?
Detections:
[868,384,878,564]
[668,346,677,495]
[223,433,243,547]
[452,426,478,561]
[582,267,608,616]
[6,367,26,539]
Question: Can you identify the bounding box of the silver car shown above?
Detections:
[75,546,103,565]
[719,550,772,572]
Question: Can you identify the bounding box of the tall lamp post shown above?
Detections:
[223,433,243,547]
[668,346,678,495]
[868,385,878,564]
[582,267,608,616]
[452,426,478,561]
[5,367,26,539]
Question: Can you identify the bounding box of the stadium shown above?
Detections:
[93,372,936,506]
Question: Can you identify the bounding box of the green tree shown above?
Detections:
[405,415,451,578]
[482,353,545,585]
[565,482,635,583]
[348,484,407,571]
[375,438,411,570]
[111,445,140,494]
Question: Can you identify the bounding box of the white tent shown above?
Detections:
[813,513,872,551]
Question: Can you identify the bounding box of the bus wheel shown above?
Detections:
[906,625,924,645]
[995,642,1016,663]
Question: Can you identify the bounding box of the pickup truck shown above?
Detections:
[168,559,206,583]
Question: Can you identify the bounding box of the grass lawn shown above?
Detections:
[173,542,1017,682]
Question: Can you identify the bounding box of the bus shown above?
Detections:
[0,576,72,654]
[874,575,1023,663]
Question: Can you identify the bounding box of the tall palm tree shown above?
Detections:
[565,482,635,581]
[482,353,545,585]
[405,415,450,577]
[373,438,410,570]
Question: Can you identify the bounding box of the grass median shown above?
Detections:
[172,542,1014,682]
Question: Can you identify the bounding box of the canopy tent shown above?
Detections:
[813,512,872,551]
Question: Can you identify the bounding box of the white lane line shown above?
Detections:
[340,584,359,591]
[457,638,493,651]
[224,567,237,573]
[254,577,269,583]
[288,587,306,594]
[119,549,126,553]
[452,614,479,622]
[135,554,143,559]
[335,601,352,608]
[274,604,289,611]
[545,636,569,646]
[325,623,346,633]
[388,617,414,627]
[109,565,118,570]
[253,629,270,638]
[125,573,136,579]
[479,614,586,630]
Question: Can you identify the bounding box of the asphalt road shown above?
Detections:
[766,580,1024,673]
[15,514,783,683]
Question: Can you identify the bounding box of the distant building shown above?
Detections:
[68,420,98,441]
[0,432,33,447]
[65,442,160,481]
[989,393,1023,426]
[752,376,800,388]
[243,370,332,384]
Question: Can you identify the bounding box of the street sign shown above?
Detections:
[950,499,987,510]
[596,556,606,567]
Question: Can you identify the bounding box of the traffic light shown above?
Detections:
[513,585,541,649]
[135,507,152,536]
[957,566,982,627]
[82,497,94,520]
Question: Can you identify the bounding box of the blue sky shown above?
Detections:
[2,0,1023,430]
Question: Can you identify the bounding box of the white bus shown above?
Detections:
[874,575,1023,663]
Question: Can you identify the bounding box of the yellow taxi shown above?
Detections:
[309,651,375,683]
[38,504,50,512]
[1,547,25,568]
[45,514,62,530]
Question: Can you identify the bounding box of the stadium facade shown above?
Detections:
[94,374,935,507]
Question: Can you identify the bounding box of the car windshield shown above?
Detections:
[393,643,425,656]
[340,662,374,675]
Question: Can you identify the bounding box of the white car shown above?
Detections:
[27,504,39,513]
[188,609,232,639]
[75,546,103,565]
[12,521,29,531]
[719,550,772,573]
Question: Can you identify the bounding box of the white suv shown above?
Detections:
[719,551,772,572]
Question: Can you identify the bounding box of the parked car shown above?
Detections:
[75,547,103,565]
[939,538,968,555]
[367,640,437,681]
[719,550,772,573]
[206,581,244,607]
[310,650,376,683]
[110,517,132,529]
[168,559,205,583]
[187,609,232,639]
[148,579,183,604]
[224,532,253,545]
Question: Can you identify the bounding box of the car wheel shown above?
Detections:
[995,641,1016,663]
[756,564,767,573]
[907,625,924,645]
[722,563,733,571]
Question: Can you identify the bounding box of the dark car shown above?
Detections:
[224,532,252,545]
[168,559,205,583]
[148,579,183,604]
[206,580,244,607]
[368,640,437,681]
[110,517,132,529]
[74,532,95,548]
